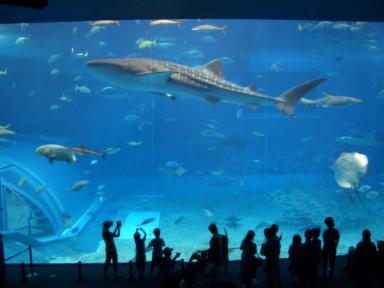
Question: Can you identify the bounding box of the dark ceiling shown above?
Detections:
[0,0,383,24]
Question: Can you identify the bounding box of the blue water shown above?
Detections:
[1,19,384,263]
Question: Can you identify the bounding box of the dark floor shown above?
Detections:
[2,257,383,287]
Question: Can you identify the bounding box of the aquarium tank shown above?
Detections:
[0,19,383,263]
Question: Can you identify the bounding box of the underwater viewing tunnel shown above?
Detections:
[0,142,104,247]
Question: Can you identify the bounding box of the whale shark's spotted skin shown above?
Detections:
[87,58,326,116]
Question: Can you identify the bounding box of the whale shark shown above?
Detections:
[86,58,325,116]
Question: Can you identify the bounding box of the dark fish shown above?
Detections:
[61,212,71,219]
[331,56,343,64]
[217,135,249,148]
[138,217,155,226]
[71,227,79,234]
[209,177,236,186]
[174,216,184,225]
[224,214,241,223]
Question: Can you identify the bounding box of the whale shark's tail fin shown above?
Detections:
[276,78,326,116]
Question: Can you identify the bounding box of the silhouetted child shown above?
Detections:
[261,227,281,288]
[322,217,340,280]
[148,228,165,277]
[288,234,302,284]
[159,247,181,276]
[158,247,181,288]
[299,229,318,288]
[353,229,377,288]
[134,228,146,279]
[102,220,121,280]
[344,246,356,278]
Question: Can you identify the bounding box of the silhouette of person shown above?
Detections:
[288,234,302,284]
[205,223,225,285]
[102,220,121,280]
[312,228,322,273]
[271,224,282,241]
[344,246,356,278]
[148,228,165,277]
[322,217,339,280]
[353,229,377,288]
[261,227,281,288]
[159,247,180,275]
[222,228,229,275]
[377,240,384,279]
[298,229,318,288]
[158,247,181,288]
[240,230,258,287]
[134,228,147,279]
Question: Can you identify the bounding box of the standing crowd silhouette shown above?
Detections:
[102,217,384,287]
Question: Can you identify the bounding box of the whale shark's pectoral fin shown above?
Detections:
[135,71,173,85]
[205,96,221,103]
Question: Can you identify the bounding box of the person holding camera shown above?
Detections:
[102,220,121,280]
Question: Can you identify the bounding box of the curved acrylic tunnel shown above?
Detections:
[0,141,104,246]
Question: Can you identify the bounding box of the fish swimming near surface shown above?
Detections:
[192,24,226,34]
[90,20,120,26]
[86,58,325,117]
[138,217,156,226]
[301,92,362,107]
[68,180,90,192]
[15,36,29,45]
[150,19,182,28]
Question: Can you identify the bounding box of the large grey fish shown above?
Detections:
[301,92,362,107]
[86,58,325,117]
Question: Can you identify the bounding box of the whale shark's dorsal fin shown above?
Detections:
[201,59,224,79]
